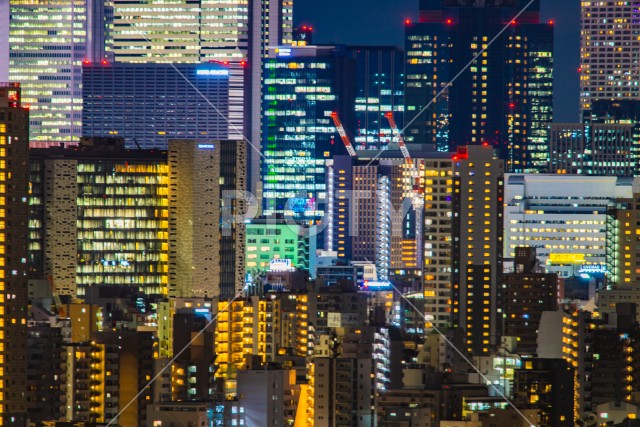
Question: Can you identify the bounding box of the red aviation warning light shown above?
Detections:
[446,18,453,25]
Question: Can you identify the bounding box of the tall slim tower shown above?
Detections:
[0,83,30,426]
[580,0,640,111]
[451,144,504,356]
[168,140,246,299]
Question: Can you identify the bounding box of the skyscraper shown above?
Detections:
[261,46,355,225]
[451,144,504,356]
[0,0,107,147]
[346,46,405,150]
[405,0,553,172]
[0,82,30,426]
[580,0,640,111]
[168,139,246,299]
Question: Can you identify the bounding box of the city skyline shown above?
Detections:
[2,0,640,426]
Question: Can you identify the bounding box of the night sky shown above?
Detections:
[295,0,580,123]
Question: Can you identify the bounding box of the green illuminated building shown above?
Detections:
[245,218,314,275]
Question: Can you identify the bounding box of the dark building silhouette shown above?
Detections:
[405,0,553,173]
[504,247,558,355]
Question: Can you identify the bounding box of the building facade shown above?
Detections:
[580,0,640,111]
[168,139,246,299]
[245,218,313,275]
[346,46,405,151]
[503,247,558,355]
[82,62,230,149]
[0,83,30,426]
[29,139,169,297]
[549,123,637,176]
[0,0,107,146]
[451,145,504,356]
[504,174,635,277]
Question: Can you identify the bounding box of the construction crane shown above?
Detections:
[385,111,424,271]
[331,112,358,158]
[384,112,412,164]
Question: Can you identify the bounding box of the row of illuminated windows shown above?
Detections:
[509,236,603,243]
[508,227,604,233]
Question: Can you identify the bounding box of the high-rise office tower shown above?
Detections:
[110,0,292,61]
[451,145,504,356]
[346,46,405,150]
[0,83,30,426]
[405,0,553,172]
[0,0,107,147]
[261,46,355,225]
[111,0,293,190]
[82,62,230,149]
[580,0,640,111]
[168,140,246,299]
[28,138,169,297]
[586,99,640,170]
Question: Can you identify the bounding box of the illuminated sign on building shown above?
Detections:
[276,48,292,57]
[361,280,392,290]
[548,253,586,264]
[197,144,215,150]
[196,69,229,76]
[269,258,294,272]
[578,264,607,274]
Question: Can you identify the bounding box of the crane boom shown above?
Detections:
[384,112,412,163]
[331,112,358,158]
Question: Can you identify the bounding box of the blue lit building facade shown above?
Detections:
[346,46,405,151]
[405,0,553,172]
[82,63,230,149]
[261,46,355,225]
